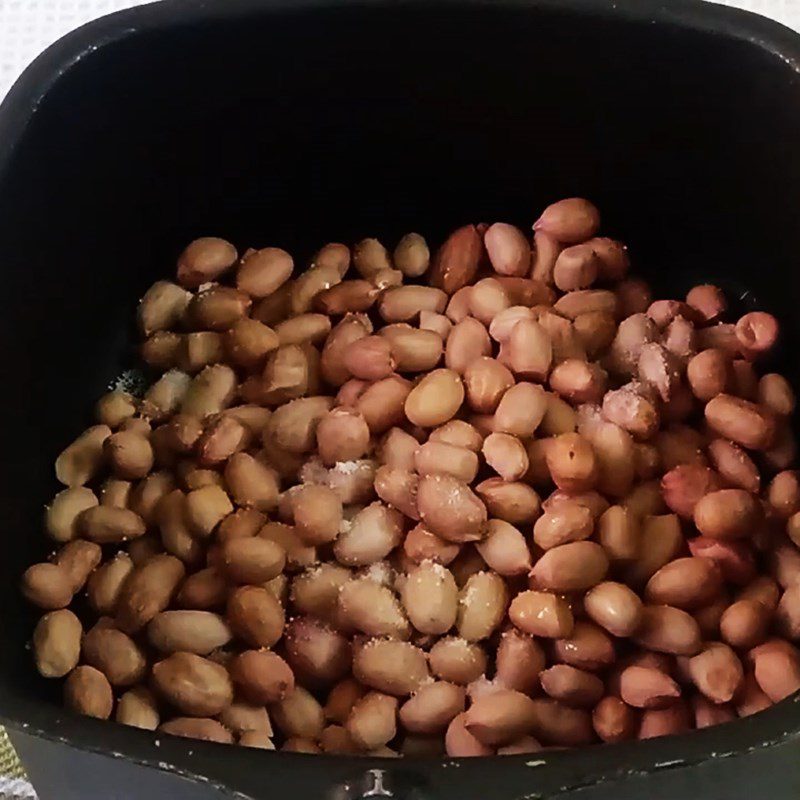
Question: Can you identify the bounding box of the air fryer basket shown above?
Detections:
[2,1,800,798]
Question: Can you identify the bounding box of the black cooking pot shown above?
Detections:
[2,1,800,797]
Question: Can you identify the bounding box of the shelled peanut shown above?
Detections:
[23,197,800,757]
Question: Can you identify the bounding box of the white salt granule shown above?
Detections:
[338,517,353,535]
[109,369,147,397]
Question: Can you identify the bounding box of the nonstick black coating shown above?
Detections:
[2,0,800,797]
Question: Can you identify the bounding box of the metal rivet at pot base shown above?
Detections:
[3,0,800,798]
[330,768,408,799]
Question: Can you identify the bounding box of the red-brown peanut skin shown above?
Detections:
[33,609,83,679]
[759,373,796,417]
[584,421,635,499]
[430,225,483,295]
[429,420,484,453]
[401,561,459,635]
[272,686,326,740]
[545,433,597,493]
[415,441,479,484]
[81,626,147,688]
[475,520,531,576]
[553,244,599,292]
[584,581,643,637]
[334,501,405,566]
[540,664,604,708]
[379,427,419,471]
[552,621,616,671]
[446,318,492,375]
[338,578,410,641]
[601,384,659,440]
[531,230,560,285]
[661,464,722,519]
[686,348,732,402]
[445,712,494,757]
[393,233,429,278]
[284,617,351,688]
[693,489,761,539]
[550,360,608,405]
[429,638,487,686]
[527,698,596,747]
[496,736,543,756]
[490,307,535,343]
[405,369,464,428]
[691,695,735,730]
[115,555,186,634]
[644,557,723,610]
[529,541,609,593]
[151,653,233,717]
[235,246,290,296]
[290,484,342,546]
[449,548,487,590]
[720,599,771,650]
[475,479,541,526]
[379,286,447,322]
[503,319,552,381]
[767,471,800,519]
[736,311,779,356]
[482,433,529,482]
[509,591,574,639]
[356,375,413,435]
[399,682,466,734]
[417,474,487,543]
[638,700,691,740]
[343,336,396,381]
[493,382,548,438]
[219,537,286,585]
[688,643,744,704]
[316,408,370,465]
[324,678,366,725]
[705,394,776,451]
[226,585,285,649]
[597,505,640,563]
[445,287,473,324]
[776,583,800,640]
[373,466,420,522]
[592,696,639,743]
[465,689,539,746]
[403,524,460,566]
[734,672,772,718]
[689,537,756,586]
[229,650,295,705]
[64,666,114,720]
[464,357,514,414]
[623,514,683,588]
[752,645,800,702]
[345,692,398,751]
[686,284,726,323]
[634,606,702,656]
[534,198,600,245]
[495,629,545,694]
[457,571,509,642]
[469,278,511,325]
[619,666,680,709]
[484,223,531,277]
[353,639,430,696]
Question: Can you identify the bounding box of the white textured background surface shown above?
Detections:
[0,1,799,102]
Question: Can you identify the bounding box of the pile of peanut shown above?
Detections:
[22,197,800,756]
